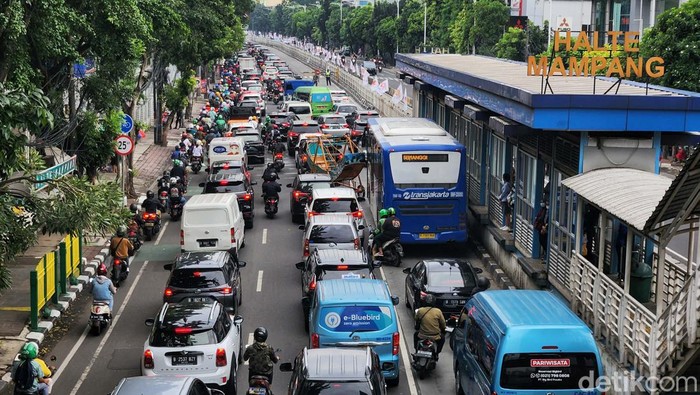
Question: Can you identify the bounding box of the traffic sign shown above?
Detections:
[121,114,134,134]
[114,135,134,156]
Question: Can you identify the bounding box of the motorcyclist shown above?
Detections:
[92,264,117,311]
[414,294,446,359]
[262,163,279,182]
[128,203,144,230]
[110,226,134,274]
[190,140,204,162]
[169,177,187,206]
[273,140,285,156]
[141,190,165,214]
[374,207,401,256]
[11,342,49,395]
[262,175,282,200]
[371,209,389,256]
[243,327,280,385]
[170,159,187,193]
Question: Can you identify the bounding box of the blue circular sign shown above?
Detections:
[212,146,227,154]
[121,114,134,134]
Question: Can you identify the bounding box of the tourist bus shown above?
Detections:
[366,118,468,244]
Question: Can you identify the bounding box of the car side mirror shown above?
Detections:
[145,318,155,326]
[233,315,244,325]
[210,390,226,395]
[357,197,366,202]
[163,263,173,271]
[286,183,293,188]
[391,296,400,306]
[295,261,305,270]
[299,225,305,230]
[477,277,491,290]
[402,267,411,274]
[280,362,293,372]
[238,261,247,268]
[474,267,483,274]
[198,182,205,187]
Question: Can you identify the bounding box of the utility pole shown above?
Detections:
[423,0,427,45]
[396,0,400,55]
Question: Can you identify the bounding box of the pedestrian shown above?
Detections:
[175,109,183,129]
[499,173,512,231]
[325,67,331,86]
[534,197,548,261]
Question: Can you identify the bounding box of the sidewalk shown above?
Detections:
[0,97,208,391]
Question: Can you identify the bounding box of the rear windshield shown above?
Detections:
[500,353,599,390]
[300,181,332,193]
[294,126,320,134]
[312,198,358,213]
[170,268,226,289]
[318,267,373,280]
[150,328,216,347]
[204,180,246,194]
[309,225,355,244]
[319,306,393,332]
[184,210,228,226]
[211,164,242,175]
[359,114,378,122]
[322,117,345,124]
[240,102,257,108]
[301,381,373,394]
[337,106,356,113]
[428,270,476,289]
[289,106,311,115]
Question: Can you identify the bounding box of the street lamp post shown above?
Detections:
[423,0,427,45]
[396,0,399,54]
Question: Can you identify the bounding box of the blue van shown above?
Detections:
[309,279,401,386]
[453,290,603,395]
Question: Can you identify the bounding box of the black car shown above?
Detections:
[280,347,387,395]
[363,60,377,76]
[162,251,247,314]
[295,249,377,331]
[287,120,321,156]
[402,259,490,317]
[268,112,297,141]
[234,129,265,164]
[200,172,257,228]
[286,173,332,223]
[350,110,380,144]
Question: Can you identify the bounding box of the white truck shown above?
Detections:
[238,57,257,72]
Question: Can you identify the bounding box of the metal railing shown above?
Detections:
[34,155,77,191]
[652,248,696,308]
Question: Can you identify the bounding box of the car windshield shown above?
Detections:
[309,225,355,244]
[150,328,216,347]
[301,381,373,394]
[427,269,475,289]
[271,115,290,122]
[359,114,378,122]
[170,268,226,288]
[237,135,260,143]
[300,181,332,193]
[312,198,358,213]
[337,106,356,113]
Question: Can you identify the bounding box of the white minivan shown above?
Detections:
[181,194,245,254]
[281,101,313,122]
[208,137,246,168]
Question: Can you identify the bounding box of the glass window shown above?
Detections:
[308,225,355,243]
[500,353,599,390]
[427,269,476,289]
[437,103,446,129]
[170,269,226,288]
[151,328,216,347]
[312,198,359,213]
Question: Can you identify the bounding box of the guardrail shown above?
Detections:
[252,37,412,118]
[30,232,83,329]
[34,155,77,191]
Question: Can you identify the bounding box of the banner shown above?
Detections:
[361,68,369,85]
[378,79,389,95]
[371,78,379,92]
[392,84,403,104]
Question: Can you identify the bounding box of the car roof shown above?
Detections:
[160,300,219,329]
[312,187,356,199]
[297,173,332,182]
[320,114,345,119]
[308,213,355,225]
[112,376,198,394]
[317,279,391,302]
[358,110,380,115]
[175,251,229,269]
[270,112,294,117]
[422,259,475,273]
[293,120,319,126]
[302,347,372,381]
[314,249,367,265]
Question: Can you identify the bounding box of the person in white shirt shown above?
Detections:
[191,141,204,159]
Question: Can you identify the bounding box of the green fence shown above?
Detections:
[30,232,83,329]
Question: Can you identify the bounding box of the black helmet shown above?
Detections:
[253,327,268,342]
[270,172,278,180]
[129,203,138,213]
[162,171,169,177]
[146,190,155,199]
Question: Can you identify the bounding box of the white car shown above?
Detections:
[317,114,351,138]
[330,90,350,105]
[262,67,279,80]
[142,300,243,394]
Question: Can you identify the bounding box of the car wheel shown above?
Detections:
[238,341,243,365]
[245,220,253,229]
[455,367,465,395]
[405,284,411,308]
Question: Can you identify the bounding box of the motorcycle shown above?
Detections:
[140,211,160,241]
[190,156,202,174]
[264,197,279,218]
[367,227,404,266]
[169,185,184,221]
[273,152,285,171]
[111,256,129,288]
[411,337,438,379]
[272,92,280,104]
[127,223,142,253]
[246,349,282,395]
[89,298,112,336]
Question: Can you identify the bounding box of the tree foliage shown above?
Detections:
[495,27,527,60]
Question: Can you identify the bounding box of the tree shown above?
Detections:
[376,17,397,60]
[250,4,272,33]
[450,3,473,54]
[469,0,509,56]
[641,0,700,91]
[495,27,527,60]
[74,111,122,183]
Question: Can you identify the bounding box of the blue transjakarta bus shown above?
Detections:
[366,118,468,244]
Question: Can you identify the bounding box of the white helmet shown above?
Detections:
[196,140,202,146]
[170,177,178,184]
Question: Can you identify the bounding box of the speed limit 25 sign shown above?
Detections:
[114,135,134,156]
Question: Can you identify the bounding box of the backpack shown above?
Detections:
[13,360,36,392]
[248,344,273,373]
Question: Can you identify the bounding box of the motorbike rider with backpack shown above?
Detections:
[11,342,49,395]
[110,226,134,275]
[244,327,280,385]
[92,264,117,312]
[170,159,187,193]
[262,163,279,183]
[262,174,282,201]
[373,207,401,256]
[414,294,446,359]
[142,190,165,214]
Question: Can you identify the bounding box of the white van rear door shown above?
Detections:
[183,208,231,250]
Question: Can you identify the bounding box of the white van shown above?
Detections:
[281,101,313,122]
[181,194,245,253]
[208,137,247,168]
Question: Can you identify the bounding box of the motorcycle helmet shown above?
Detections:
[19,342,38,360]
[378,209,388,219]
[253,327,268,342]
[129,203,138,213]
[196,140,202,146]
[270,172,278,180]
[170,177,178,185]
[162,171,169,177]
[146,190,155,199]
[423,294,436,307]
[387,207,396,216]
[116,225,127,237]
[173,159,182,167]
[97,263,108,276]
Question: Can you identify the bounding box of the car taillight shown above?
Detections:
[351,210,363,218]
[221,287,232,294]
[289,132,298,138]
[143,350,154,369]
[244,193,252,201]
[303,239,310,257]
[293,191,301,200]
[343,124,349,128]
[164,287,173,297]
[392,332,400,355]
[230,228,236,244]
[311,333,319,348]
[282,122,289,127]
[301,154,308,161]
[420,291,428,300]
[353,238,360,249]
[180,230,184,246]
[320,124,327,129]
[216,348,227,367]
[113,258,121,266]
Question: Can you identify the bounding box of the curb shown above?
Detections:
[469,239,517,290]
[0,242,110,389]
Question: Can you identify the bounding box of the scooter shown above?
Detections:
[264,197,279,218]
[273,152,285,171]
[411,337,438,379]
[190,156,202,174]
[169,185,184,221]
[247,375,273,395]
[111,256,129,288]
[367,229,404,266]
[89,299,112,336]
[140,211,160,241]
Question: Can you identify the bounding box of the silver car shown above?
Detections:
[299,213,364,259]
[111,376,224,395]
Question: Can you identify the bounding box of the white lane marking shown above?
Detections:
[68,260,151,395]
[50,326,89,384]
[379,266,419,395]
[262,228,268,245]
[155,220,169,245]
[256,270,264,292]
[244,333,254,365]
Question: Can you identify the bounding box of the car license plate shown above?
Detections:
[415,350,433,358]
[248,389,267,395]
[171,355,197,365]
[145,222,154,227]
[444,299,465,306]
[185,297,210,303]
[198,239,217,247]
[341,273,361,279]
[419,233,436,239]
